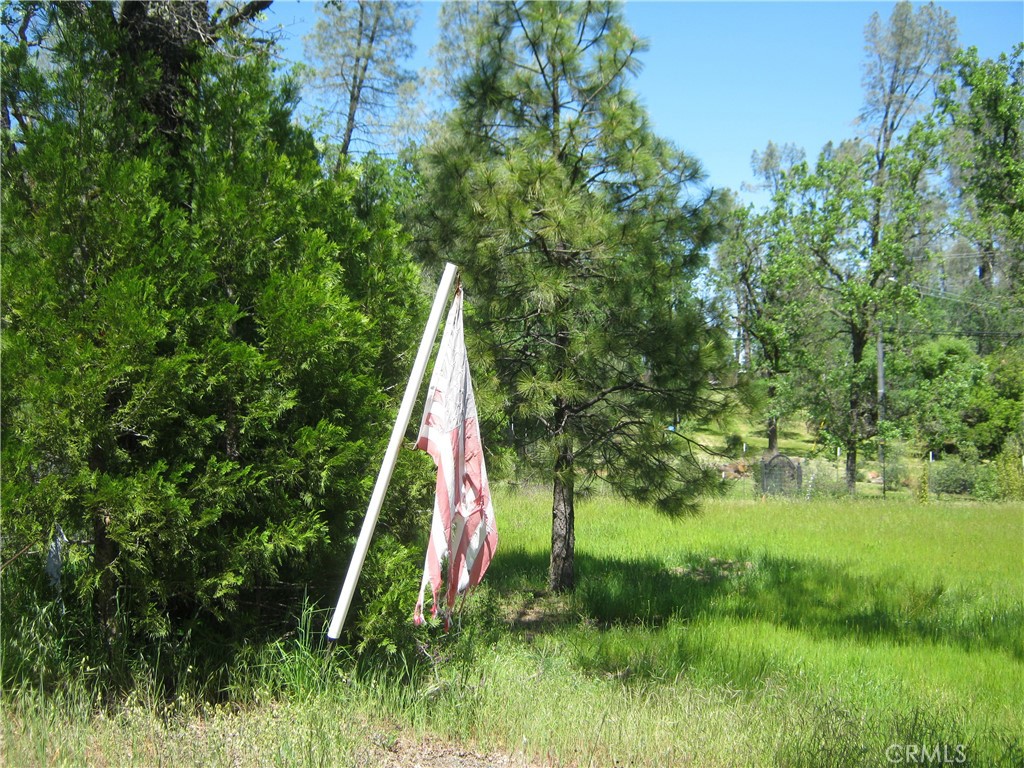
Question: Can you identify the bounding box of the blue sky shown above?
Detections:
[263,1,1023,203]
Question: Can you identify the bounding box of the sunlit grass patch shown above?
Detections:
[473,489,1024,764]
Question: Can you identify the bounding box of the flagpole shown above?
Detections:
[327,262,459,640]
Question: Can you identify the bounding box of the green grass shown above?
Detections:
[464,490,1023,765]
[693,414,820,459]
[2,683,372,767]
[5,490,1023,766]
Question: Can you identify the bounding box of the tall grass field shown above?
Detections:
[4,490,1023,767]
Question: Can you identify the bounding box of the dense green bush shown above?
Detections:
[802,459,850,498]
[928,442,1024,501]
[1,3,427,690]
[881,442,910,492]
[993,439,1024,501]
[895,340,1024,461]
[353,535,428,660]
[930,455,978,496]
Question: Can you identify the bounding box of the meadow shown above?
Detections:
[4,489,1023,767]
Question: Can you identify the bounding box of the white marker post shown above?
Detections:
[327,263,459,640]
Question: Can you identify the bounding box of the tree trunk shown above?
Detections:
[846,327,868,492]
[549,440,575,592]
[738,291,751,369]
[845,440,858,494]
[766,381,778,454]
[978,240,995,290]
[117,0,211,144]
[340,0,380,159]
[548,287,574,590]
[93,509,119,649]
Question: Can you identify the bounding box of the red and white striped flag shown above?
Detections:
[414,288,497,625]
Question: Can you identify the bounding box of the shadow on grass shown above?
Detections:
[464,548,1024,767]
[486,547,1024,661]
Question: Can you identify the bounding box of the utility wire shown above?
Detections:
[910,251,1010,261]
[913,284,1024,313]
[885,327,1024,339]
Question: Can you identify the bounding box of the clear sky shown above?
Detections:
[263,1,1023,204]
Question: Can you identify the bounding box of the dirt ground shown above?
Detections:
[370,732,542,768]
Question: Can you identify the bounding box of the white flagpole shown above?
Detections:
[327,262,459,640]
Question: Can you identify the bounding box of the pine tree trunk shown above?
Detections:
[548,300,574,591]
[340,0,380,159]
[549,440,575,592]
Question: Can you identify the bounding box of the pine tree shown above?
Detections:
[416,1,729,591]
[303,0,418,159]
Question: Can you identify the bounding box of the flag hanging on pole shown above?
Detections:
[414,286,497,626]
[327,264,458,641]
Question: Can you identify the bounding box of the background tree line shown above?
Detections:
[712,4,1023,493]
[2,0,1022,696]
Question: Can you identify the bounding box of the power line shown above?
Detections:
[918,257,972,264]
[929,252,1008,261]
[913,284,1024,313]
[886,327,1024,339]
